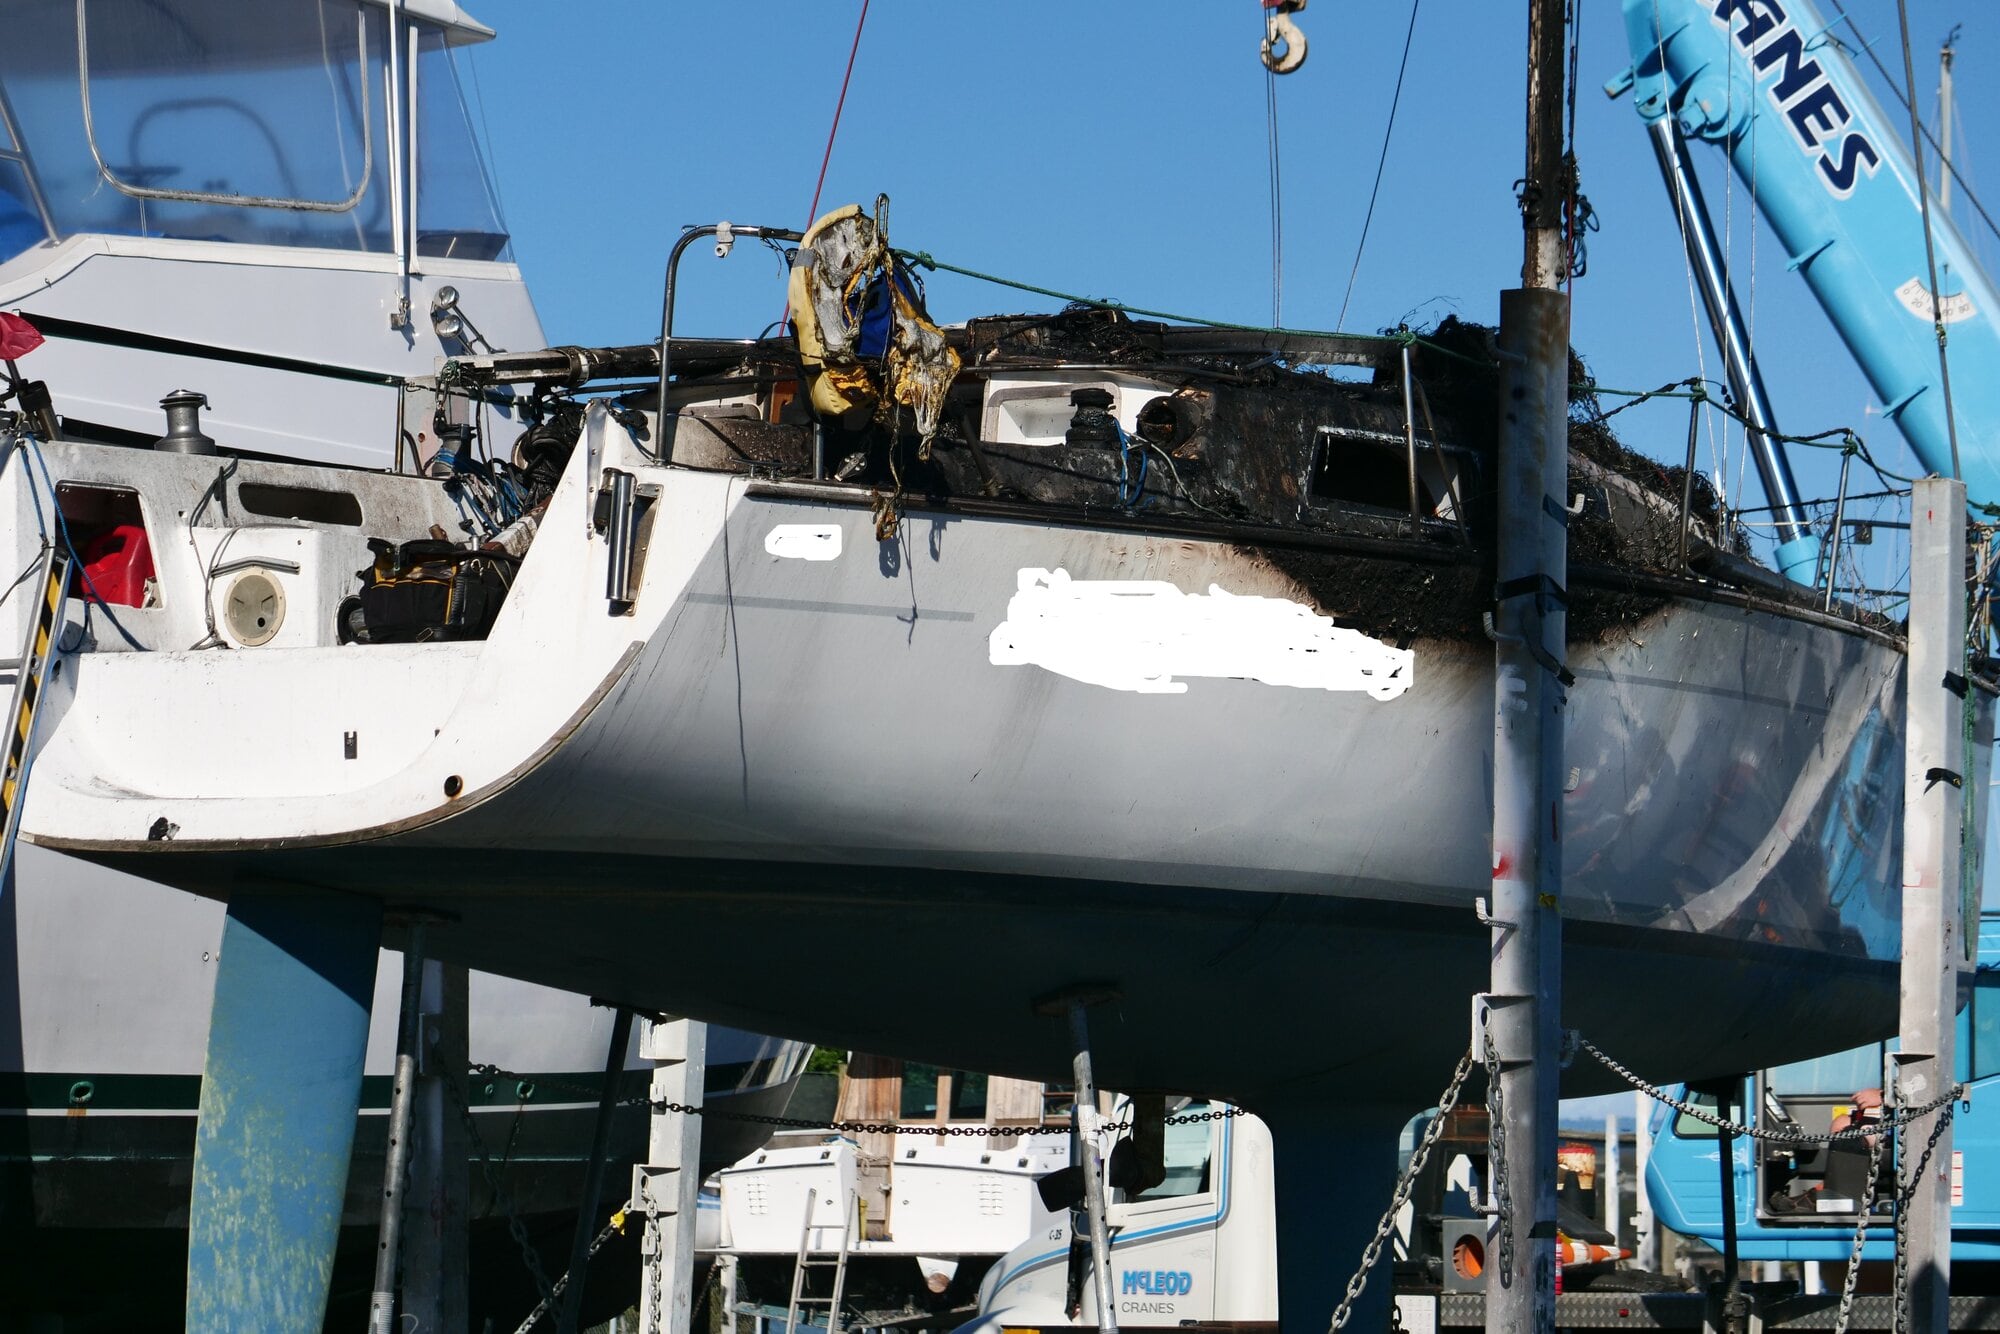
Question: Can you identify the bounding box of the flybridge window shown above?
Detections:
[414,31,509,261]
[71,0,387,243]
[0,0,507,259]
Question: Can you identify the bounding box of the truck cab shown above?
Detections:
[960,1099,1278,1334]
[1646,916,2000,1261]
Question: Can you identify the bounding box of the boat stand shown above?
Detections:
[557,1004,636,1334]
[633,1015,707,1334]
[185,890,381,1332]
[399,954,471,1332]
[1481,4,1570,1330]
[1898,477,1972,1334]
[369,921,429,1334]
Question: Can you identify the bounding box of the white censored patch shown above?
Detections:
[988,567,1413,698]
[764,524,843,561]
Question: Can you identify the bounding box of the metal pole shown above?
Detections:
[635,1016,708,1334]
[1822,449,1853,613]
[1677,395,1701,572]
[403,958,470,1334]
[1602,1114,1620,1244]
[654,223,806,465]
[1715,1086,1744,1334]
[1633,1092,1657,1275]
[1897,475,1968,1334]
[1401,341,1423,532]
[1067,1001,1119,1334]
[1487,8,1569,1329]
[368,922,427,1334]
[557,1005,636,1334]
[1643,117,1816,566]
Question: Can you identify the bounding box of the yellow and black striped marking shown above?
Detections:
[0,547,72,833]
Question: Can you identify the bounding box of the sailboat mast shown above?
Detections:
[1521,0,1568,290]
[1939,31,1957,211]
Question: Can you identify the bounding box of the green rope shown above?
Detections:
[893,248,1494,369]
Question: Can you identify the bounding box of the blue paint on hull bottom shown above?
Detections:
[187,891,379,1333]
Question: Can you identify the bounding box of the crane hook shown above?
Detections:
[1261,0,1307,75]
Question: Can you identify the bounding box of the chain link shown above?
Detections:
[1328,1047,1478,1332]
[1893,1111,1910,1334]
[1484,1014,1515,1287]
[463,1062,1242,1138]
[641,1177,665,1334]
[1831,1130,1888,1334]
[1893,1092,1958,1334]
[442,1055,560,1315]
[1572,1036,1964,1145]
[511,1216,624,1334]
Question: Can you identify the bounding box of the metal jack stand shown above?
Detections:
[370,920,430,1334]
[1039,987,1121,1334]
[1897,477,1970,1334]
[404,958,470,1333]
[634,1016,707,1334]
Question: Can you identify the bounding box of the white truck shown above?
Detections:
[958,1100,1279,1334]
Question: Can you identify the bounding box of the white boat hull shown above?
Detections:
[13,417,1920,1105]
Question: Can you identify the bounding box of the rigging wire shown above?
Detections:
[1895,0,1963,481]
[803,0,871,235]
[1647,2,1728,516]
[1334,0,1422,331]
[1827,0,2000,250]
[1264,13,1284,328]
[779,0,870,328]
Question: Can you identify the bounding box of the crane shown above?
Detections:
[1612,0,2000,539]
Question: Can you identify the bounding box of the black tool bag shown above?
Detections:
[338,538,516,644]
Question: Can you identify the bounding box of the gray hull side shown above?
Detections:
[446,495,1903,959]
[101,495,1907,1104]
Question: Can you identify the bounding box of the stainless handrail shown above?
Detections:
[653,222,804,465]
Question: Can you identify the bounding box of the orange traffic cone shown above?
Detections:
[1556,1233,1633,1267]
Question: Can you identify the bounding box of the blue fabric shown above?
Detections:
[854,258,927,361]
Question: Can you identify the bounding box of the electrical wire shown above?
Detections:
[1335,0,1422,332]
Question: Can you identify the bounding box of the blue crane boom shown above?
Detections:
[1615,0,2000,512]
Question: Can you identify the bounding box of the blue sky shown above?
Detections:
[462,0,2000,531]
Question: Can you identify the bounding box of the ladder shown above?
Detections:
[0,542,69,883]
[783,1187,855,1334]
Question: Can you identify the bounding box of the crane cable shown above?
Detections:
[1334,0,1423,331]
[1265,28,1284,327]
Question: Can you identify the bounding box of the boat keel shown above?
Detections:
[186,891,381,1332]
[1267,1099,1410,1334]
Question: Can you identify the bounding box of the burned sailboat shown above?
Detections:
[0,190,1959,1326]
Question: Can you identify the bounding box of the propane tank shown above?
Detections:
[155,390,217,455]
